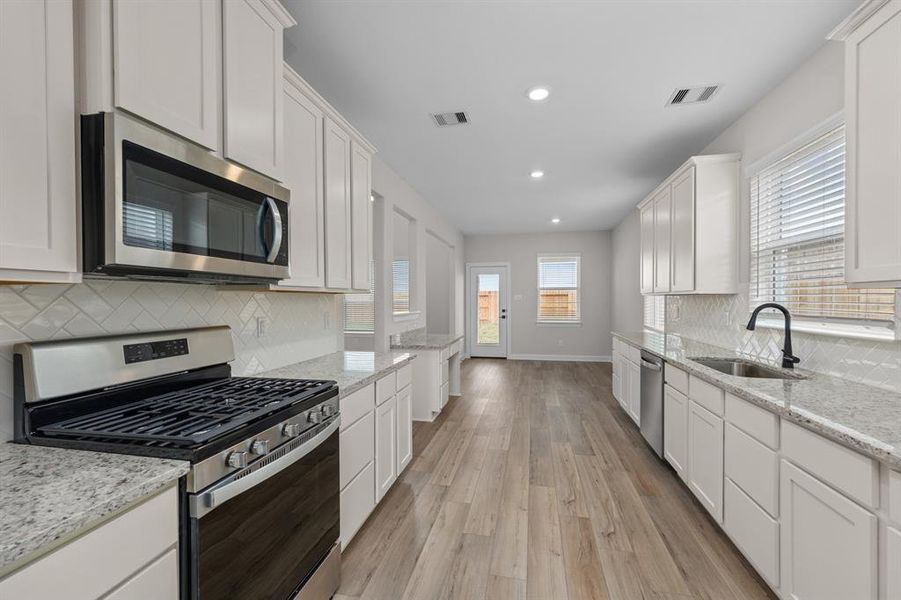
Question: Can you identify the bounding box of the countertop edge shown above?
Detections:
[336,353,417,398]
[390,333,464,351]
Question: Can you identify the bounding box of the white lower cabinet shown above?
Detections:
[339,411,374,489]
[780,459,878,600]
[375,395,398,502]
[724,423,779,517]
[688,399,724,523]
[104,548,179,600]
[724,478,779,587]
[340,461,375,549]
[396,384,413,474]
[627,359,641,425]
[887,526,901,600]
[663,384,689,482]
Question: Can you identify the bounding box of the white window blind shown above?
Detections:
[345,261,375,333]
[750,125,895,323]
[392,259,411,314]
[643,295,665,331]
[537,255,580,322]
[123,203,173,250]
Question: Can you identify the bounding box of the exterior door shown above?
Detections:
[468,265,508,358]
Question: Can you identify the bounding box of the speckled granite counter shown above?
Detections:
[390,329,463,350]
[253,350,416,398]
[612,330,901,469]
[0,444,188,575]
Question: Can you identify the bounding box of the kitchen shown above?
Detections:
[0,1,898,599]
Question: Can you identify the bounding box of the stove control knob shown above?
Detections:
[282,423,303,438]
[250,439,270,455]
[308,411,322,425]
[321,404,336,418]
[227,451,248,469]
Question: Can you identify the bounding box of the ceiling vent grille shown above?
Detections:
[667,85,720,106]
[431,111,470,127]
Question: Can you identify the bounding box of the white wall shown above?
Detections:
[371,156,465,351]
[426,231,453,334]
[465,231,612,361]
[611,210,643,333]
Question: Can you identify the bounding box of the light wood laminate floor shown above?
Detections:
[337,359,776,600]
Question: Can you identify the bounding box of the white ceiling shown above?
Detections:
[282,1,858,235]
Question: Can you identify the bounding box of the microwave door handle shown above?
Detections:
[264,197,282,264]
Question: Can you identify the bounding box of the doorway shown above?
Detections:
[467,264,509,358]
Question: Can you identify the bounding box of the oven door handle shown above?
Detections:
[190,417,339,519]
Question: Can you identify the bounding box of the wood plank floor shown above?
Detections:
[337,359,777,600]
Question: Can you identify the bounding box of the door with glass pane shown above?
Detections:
[468,265,508,358]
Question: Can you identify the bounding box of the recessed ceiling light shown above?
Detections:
[530,170,544,179]
[527,86,550,102]
[551,217,561,224]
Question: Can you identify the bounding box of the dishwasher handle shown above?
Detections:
[640,358,662,371]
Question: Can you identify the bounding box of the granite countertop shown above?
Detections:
[390,329,464,350]
[0,444,188,575]
[612,330,901,469]
[254,350,416,398]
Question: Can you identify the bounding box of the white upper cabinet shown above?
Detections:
[113,0,220,149]
[836,0,901,287]
[222,0,295,179]
[324,117,352,290]
[637,154,739,295]
[0,0,79,283]
[350,142,373,292]
[279,69,325,289]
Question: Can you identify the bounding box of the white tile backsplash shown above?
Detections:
[0,281,343,441]
[666,292,901,393]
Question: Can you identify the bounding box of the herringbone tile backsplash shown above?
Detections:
[0,281,343,441]
[666,292,901,393]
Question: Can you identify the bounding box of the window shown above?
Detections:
[392,258,410,314]
[392,211,413,315]
[750,124,895,329]
[537,255,580,323]
[643,295,665,332]
[344,261,375,333]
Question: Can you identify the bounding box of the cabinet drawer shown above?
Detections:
[0,487,177,600]
[340,411,375,489]
[724,478,779,588]
[782,420,878,509]
[396,363,413,390]
[725,393,778,449]
[890,470,901,525]
[340,462,375,549]
[689,375,724,416]
[105,547,178,600]
[664,364,689,395]
[376,372,396,405]
[341,384,374,430]
[725,423,779,516]
[441,359,449,385]
[628,344,642,364]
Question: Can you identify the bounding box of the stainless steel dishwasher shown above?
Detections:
[639,351,664,458]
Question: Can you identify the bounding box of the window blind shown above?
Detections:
[750,125,895,323]
[537,255,580,322]
[392,259,411,314]
[344,261,375,333]
[643,295,665,331]
[123,203,173,250]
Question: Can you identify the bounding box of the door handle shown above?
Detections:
[258,197,283,263]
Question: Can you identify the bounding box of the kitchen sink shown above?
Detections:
[688,357,805,380]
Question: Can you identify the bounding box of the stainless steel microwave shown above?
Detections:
[81,112,290,283]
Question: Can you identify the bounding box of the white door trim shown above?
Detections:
[466,262,511,358]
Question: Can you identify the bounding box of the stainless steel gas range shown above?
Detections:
[13,326,340,600]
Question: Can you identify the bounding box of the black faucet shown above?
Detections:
[746,302,801,369]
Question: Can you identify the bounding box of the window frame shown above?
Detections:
[536,253,582,325]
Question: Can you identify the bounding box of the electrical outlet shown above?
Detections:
[255,316,268,337]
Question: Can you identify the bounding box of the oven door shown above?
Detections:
[187,419,339,600]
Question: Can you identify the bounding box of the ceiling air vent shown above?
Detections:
[667,85,720,106]
[431,111,470,127]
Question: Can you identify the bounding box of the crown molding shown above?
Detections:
[827,0,891,40]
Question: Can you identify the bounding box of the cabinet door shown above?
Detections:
[628,360,641,425]
[340,462,375,549]
[0,0,78,279]
[280,76,325,288]
[664,385,689,482]
[375,395,397,501]
[612,372,622,405]
[113,0,219,149]
[396,385,413,474]
[350,142,372,291]
[688,400,724,522]
[652,186,672,293]
[670,166,695,292]
[324,118,352,289]
[223,0,286,178]
[780,460,877,600]
[844,1,901,286]
[639,204,655,293]
[887,526,901,600]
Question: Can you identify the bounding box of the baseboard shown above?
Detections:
[507,354,611,363]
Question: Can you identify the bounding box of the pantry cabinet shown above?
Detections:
[112,0,220,149]
[835,0,901,287]
[637,154,739,295]
[0,0,79,283]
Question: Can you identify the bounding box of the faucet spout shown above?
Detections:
[746,302,801,369]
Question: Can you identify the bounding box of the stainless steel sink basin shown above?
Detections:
[688,357,805,380]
